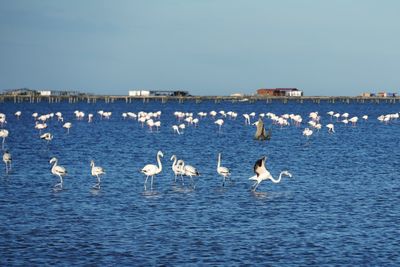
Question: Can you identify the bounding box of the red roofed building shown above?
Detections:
[257,88,303,97]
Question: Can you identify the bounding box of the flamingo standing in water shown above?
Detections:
[214,119,224,133]
[303,128,313,139]
[3,150,12,174]
[181,161,200,188]
[90,160,105,189]
[172,125,181,135]
[63,122,72,134]
[326,124,335,133]
[40,132,53,143]
[15,111,22,119]
[50,157,67,190]
[249,156,292,191]
[0,129,9,150]
[170,155,185,183]
[141,151,163,190]
[217,153,231,186]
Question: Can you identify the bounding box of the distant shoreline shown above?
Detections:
[0,94,399,104]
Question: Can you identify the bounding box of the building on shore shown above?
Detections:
[1,88,82,97]
[1,88,37,96]
[128,90,189,97]
[257,88,303,97]
[361,92,397,97]
[230,93,244,97]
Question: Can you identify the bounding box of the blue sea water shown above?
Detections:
[0,100,400,266]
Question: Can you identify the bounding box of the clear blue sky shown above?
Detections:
[1,0,399,96]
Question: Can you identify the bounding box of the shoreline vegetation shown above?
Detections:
[0,94,399,104]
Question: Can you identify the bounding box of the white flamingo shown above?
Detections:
[15,111,22,119]
[178,124,186,133]
[217,153,231,186]
[0,129,9,150]
[40,132,53,143]
[249,156,292,191]
[154,121,161,132]
[3,150,12,174]
[170,155,185,183]
[182,161,200,188]
[91,160,105,189]
[35,122,47,134]
[141,151,163,190]
[214,119,224,133]
[50,157,67,190]
[172,125,181,135]
[349,116,358,126]
[63,122,72,134]
[303,128,313,139]
[326,123,335,133]
[243,114,251,125]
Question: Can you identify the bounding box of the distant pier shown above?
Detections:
[0,94,399,104]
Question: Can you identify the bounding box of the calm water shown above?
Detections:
[1,100,400,266]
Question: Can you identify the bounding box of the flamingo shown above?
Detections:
[154,121,161,132]
[0,129,9,150]
[217,153,231,186]
[141,151,163,190]
[40,132,53,143]
[362,115,368,120]
[90,160,105,189]
[172,125,181,135]
[88,113,93,123]
[181,161,200,188]
[170,155,185,183]
[326,124,335,133]
[349,116,358,126]
[15,111,22,119]
[249,156,292,191]
[303,128,313,139]
[243,114,251,125]
[50,157,67,190]
[3,150,12,174]
[333,113,340,121]
[35,122,47,134]
[214,119,224,133]
[178,124,186,133]
[63,122,72,134]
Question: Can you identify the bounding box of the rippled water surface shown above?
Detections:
[1,100,400,265]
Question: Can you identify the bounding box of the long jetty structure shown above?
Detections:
[0,94,399,104]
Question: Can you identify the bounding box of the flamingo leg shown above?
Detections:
[144,176,149,190]
[253,182,260,191]
[150,176,154,190]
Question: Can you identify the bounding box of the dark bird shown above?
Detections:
[254,118,271,141]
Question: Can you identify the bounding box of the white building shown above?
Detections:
[285,90,303,97]
[39,90,52,96]
[129,90,151,96]
[230,93,243,97]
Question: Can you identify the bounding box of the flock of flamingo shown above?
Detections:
[0,107,398,192]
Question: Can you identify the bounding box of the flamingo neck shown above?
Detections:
[270,172,284,183]
[51,160,58,171]
[217,154,221,168]
[172,156,177,167]
[157,154,162,172]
